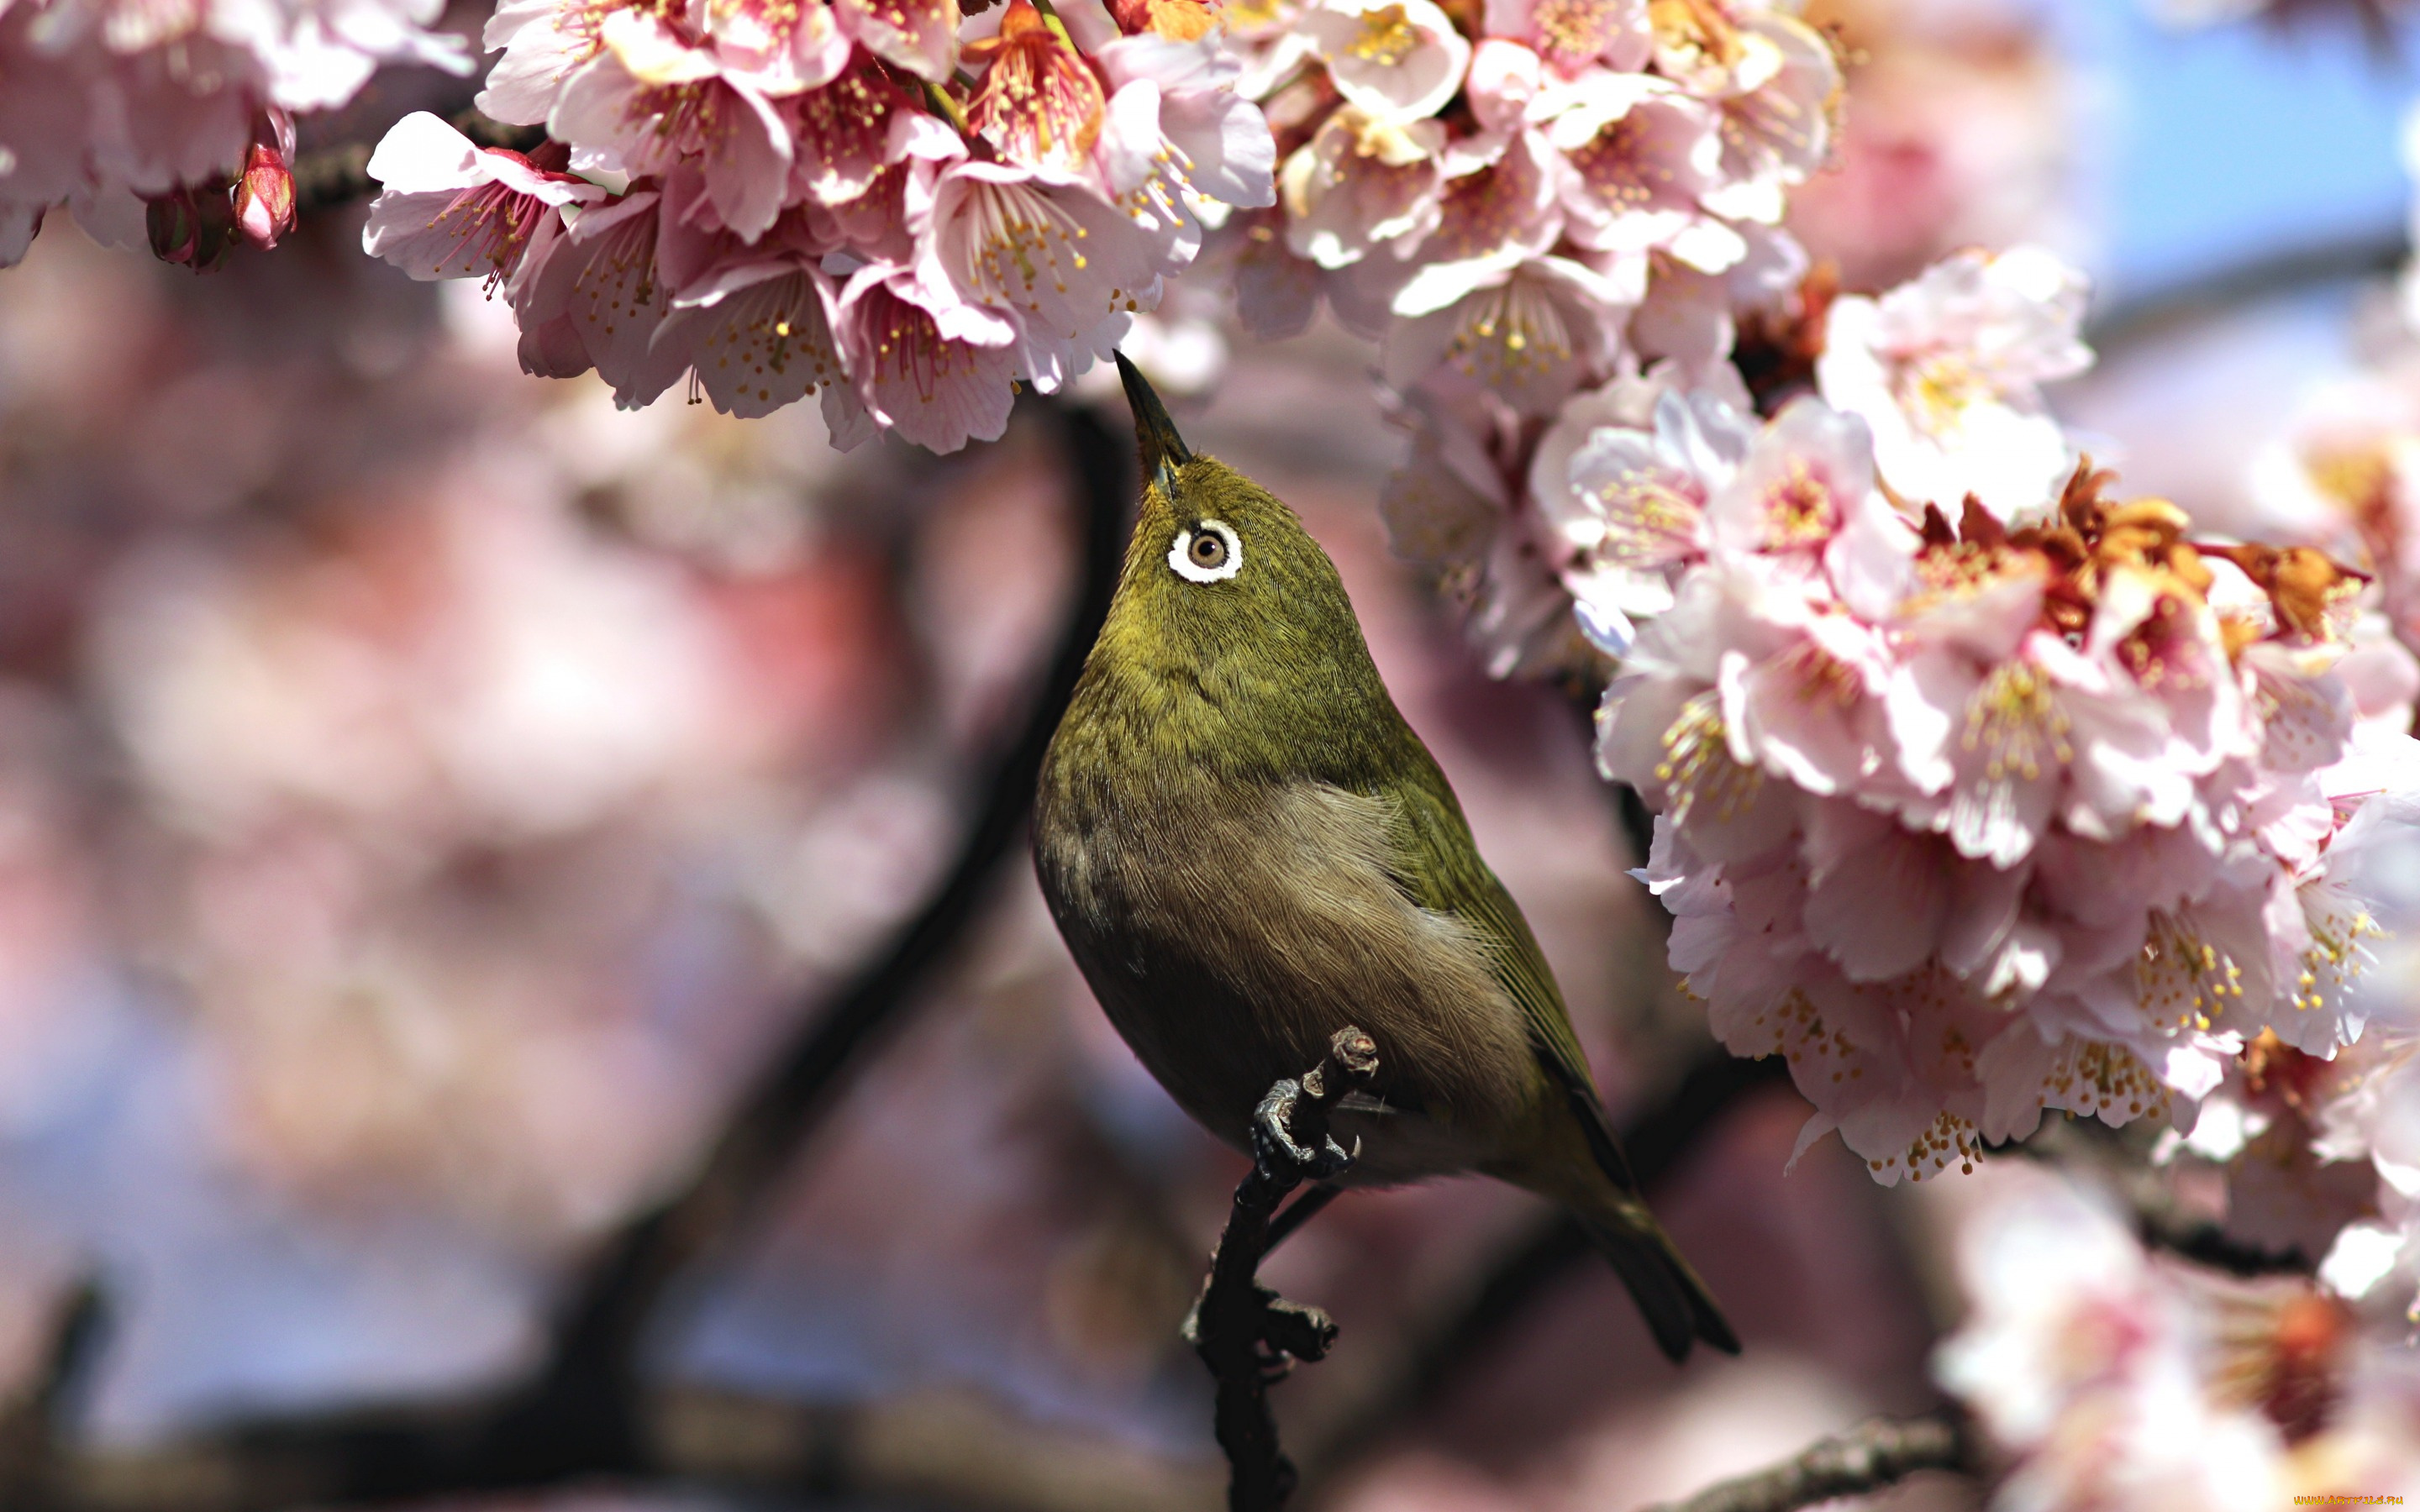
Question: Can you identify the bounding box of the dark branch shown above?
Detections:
[1261,1183,1343,1256]
[18,396,1132,1509]
[2005,1117,2316,1278]
[455,394,1133,1488]
[2084,228,2407,355]
[1639,1410,1972,1512]
[288,143,376,216]
[0,1282,107,1509]
[650,1383,1221,1512]
[1186,1028,1381,1512]
[2140,1215,2312,1278]
[45,1383,1219,1512]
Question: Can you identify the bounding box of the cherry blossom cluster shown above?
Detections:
[1386,242,2092,676]
[360,0,1275,451]
[0,0,470,268]
[2137,105,2420,1320]
[1233,0,1854,652]
[1584,356,2420,1184]
[1217,0,1839,370]
[1218,0,1854,649]
[1937,1167,2419,1509]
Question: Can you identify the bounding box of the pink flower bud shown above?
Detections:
[234,142,297,250]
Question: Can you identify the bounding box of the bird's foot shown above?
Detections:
[1251,1078,1355,1184]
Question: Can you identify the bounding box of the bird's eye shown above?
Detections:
[1167,519,1243,584]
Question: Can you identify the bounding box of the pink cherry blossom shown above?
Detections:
[362,112,608,286]
[1543,73,1735,267]
[1299,0,1472,121]
[1628,218,1807,377]
[1278,107,1448,270]
[1381,383,1594,676]
[789,59,937,207]
[510,189,683,403]
[966,0,1109,176]
[1604,401,2420,1183]
[1386,129,1565,310]
[1093,27,1281,225]
[918,160,1177,394]
[352,0,1271,443]
[1936,1168,2291,1511]
[1537,375,1751,642]
[544,8,808,242]
[1817,244,2093,522]
[476,0,621,126]
[835,265,1018,453]
[660,256,873,440]
[1695,8,1838,228]
[1481,0,1645,78]
[833,0,961,81]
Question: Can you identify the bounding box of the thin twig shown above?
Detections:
[1187,1028,1381,1512]
[1638,1410,1972,1512]
[1295,1050,1786,1488]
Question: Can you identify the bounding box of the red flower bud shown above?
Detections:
[234,141,297,250]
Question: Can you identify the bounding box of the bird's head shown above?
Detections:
[1109,351,1357,641]
[1087,354,1392,771]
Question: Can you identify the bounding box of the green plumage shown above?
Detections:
[1031,359,1735,1362]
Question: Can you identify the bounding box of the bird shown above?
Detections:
[1030,354,1738,1362]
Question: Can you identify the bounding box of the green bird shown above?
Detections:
[1031,355,1737,1362]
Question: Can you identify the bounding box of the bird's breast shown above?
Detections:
[1033,769,1537,1180]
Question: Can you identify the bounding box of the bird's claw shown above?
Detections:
[1252,1079,1355,1183]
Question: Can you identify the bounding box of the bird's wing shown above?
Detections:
[1339,767,1733,1358]
[1357,757,1640,1191]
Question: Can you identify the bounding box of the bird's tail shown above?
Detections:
[1549,1075,1738,1362]
[1511,1058,1739,1361]
[1573,1196,1739,1363]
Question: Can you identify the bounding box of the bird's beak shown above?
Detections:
[1114,350,1191,499]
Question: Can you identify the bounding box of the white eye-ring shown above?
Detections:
[1169,518,1243,583]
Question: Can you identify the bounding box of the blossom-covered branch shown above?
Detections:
[355,0,1278,448]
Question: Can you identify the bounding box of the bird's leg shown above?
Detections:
[1187,1028,1380,1512]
